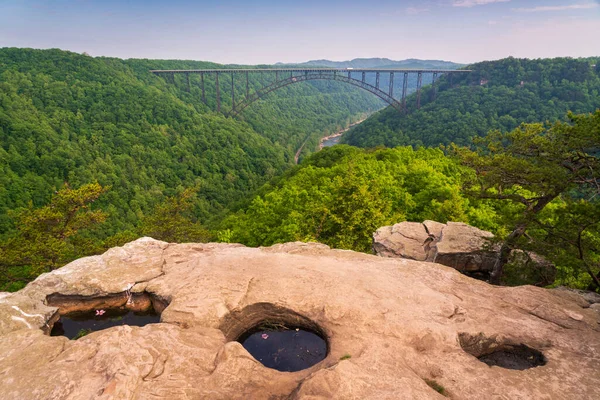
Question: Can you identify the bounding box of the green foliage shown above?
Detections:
[0,48,382,289]
[451,111,600,285]
[530,199,600,290]
[139,187,210,243]
[344,57,600,148]
[215,229,234,243]
[424,379,447,396]
[339,353,352,360]
[221,145,503,252]
[0,183,107,289]
[0,48,381,241]
[73,328,92,340]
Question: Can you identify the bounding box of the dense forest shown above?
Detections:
[218,145,509,252]
[1,50,598,294]
[0,48,381,236]
[0,48,382,289]
[344,57,600,148]
[220,111,600,289]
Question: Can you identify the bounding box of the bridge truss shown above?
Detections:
[151,68,470,116]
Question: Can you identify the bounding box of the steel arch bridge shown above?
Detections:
[151,68,470,116]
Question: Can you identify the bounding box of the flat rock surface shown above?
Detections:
[0,238,599,399]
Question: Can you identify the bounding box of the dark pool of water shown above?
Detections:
[50,308,160,340]
[478,345,546,370]
[239,326,327,372]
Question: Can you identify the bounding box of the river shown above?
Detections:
[319,118,366,149]
[294,117,368,164]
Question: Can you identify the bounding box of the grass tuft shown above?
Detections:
[424,378,447,396]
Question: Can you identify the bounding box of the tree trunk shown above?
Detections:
[489,224,527,285]
[490,195,558,285]
[585,269,600,292]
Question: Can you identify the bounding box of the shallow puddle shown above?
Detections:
[51,308,160,340]
[238,326,327,372]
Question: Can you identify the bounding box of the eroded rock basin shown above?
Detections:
[478,345,546,370]
[0,238,598,400]
[238,324,327,372]
[51,308,160,340]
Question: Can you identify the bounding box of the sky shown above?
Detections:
[0,0,599,65]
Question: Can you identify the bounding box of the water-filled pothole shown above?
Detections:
[220,303,329,372]
[238,322,327,372]
[51,308,160,340]
[459,333,547,370]
[46,290,168,339]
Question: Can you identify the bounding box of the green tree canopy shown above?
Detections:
[139,187,210,243]
[452,111,600,285]
[344,57,600,149]
[221,145,504,253]
[0,183,107,290]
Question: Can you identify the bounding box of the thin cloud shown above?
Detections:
[512,3,599,12]
[453,0,510,7]
[406,7,430,14]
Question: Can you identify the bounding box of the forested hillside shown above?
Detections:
[0,48,382,238]
[219,145,510,253]
[344,57,600,148]
[1,49,598,293]
[220,110,600,290]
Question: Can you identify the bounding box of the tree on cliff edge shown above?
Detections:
[452,111,600,286]
[0,183,107,289]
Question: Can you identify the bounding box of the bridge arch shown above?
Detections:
[151,68,471,116]
[231,72,402,116]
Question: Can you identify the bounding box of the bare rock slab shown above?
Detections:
[0,238,599,399]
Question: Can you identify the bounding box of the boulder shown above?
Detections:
[0,238,598,399]
[553,286,600,305]
[374,221,556,285]
[433,222,498,274]
[372,222,434,261]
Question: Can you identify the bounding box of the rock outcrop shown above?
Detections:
[0,238,598,399]
[373,221,556,285]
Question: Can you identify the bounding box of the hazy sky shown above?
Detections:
[0,0,599,64]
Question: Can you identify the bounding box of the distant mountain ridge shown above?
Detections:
[276,57,464,70]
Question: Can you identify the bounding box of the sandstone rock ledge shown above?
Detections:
[0,238,599,399]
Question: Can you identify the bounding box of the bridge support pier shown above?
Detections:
[201,72,206,103]
[432,72,438,101]
[246,71,249,98]
[416,72,423,109]
[362,71,366,83]
[216,72,220,113]
[375,72,380,89]
[186,73,191,92]
[402,72,408,112]
[389,72,394,97]
[231,73,235,113]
